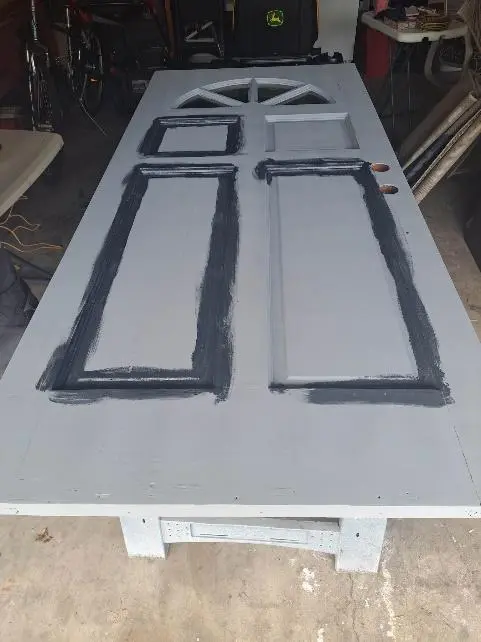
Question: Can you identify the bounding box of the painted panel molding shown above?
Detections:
[256,158,449,407]
[37,164,239,404]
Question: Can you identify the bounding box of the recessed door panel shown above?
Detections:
[86,176,217,372]
[270,173,416,381]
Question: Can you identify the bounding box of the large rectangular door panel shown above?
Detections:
[269,172,416,382]
[38,164,239,402]
[260,158,448,406]
[86,175,217,372]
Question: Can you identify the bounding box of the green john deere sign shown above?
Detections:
[266,9,284,27]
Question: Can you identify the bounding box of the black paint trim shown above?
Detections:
[38,163,239,403]
[138,116,243,157]
[256,158,450,407]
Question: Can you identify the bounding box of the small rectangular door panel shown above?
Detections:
[266,114,359,151]
[161,126,228,154]
[138,116,243,157]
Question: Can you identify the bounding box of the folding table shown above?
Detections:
[361,11,470,132]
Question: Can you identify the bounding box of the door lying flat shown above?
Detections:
[1,65,481,518]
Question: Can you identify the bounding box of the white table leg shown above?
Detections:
[120,516,386,572]
[336,518,387,573]
[425,34,472,88]
[463,31,473,74]
[425,38,441,86]
[120,517,168,559]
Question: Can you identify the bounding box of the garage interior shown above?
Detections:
[2,0,481,640]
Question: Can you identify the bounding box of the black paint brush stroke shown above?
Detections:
[138,115,243,157]
[38,163,239,404]
[256,158,451,407]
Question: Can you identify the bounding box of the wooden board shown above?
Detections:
[1,65,481,519]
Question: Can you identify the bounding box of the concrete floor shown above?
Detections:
[2,94,481,641]
[1,515,481,641]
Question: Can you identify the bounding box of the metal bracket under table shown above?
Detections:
[120,516,388,573]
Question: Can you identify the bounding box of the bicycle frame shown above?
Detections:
[26,0,57,130]
[30,0,39,41]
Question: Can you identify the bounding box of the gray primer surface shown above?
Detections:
[0,65,481,518]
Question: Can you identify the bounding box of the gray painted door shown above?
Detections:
[1,65,481,517]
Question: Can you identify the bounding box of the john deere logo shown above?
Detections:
[266,9,284,27]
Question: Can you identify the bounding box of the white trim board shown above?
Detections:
[2,504,481,520]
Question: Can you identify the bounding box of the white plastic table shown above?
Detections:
[361,11,467,43]
[361,11,470,86]
[0,129,63,217]
[361,11,470,137]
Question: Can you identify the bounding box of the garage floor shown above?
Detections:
[2,88,481,641]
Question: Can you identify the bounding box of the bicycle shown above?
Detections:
[25,0,106,134]
[53,0,104,115]
[67,0,169,114]
[25,0,62,131]
[26,0,170,131]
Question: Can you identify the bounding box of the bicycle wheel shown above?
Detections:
[26,44,62,132]
[71,27,104,115]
